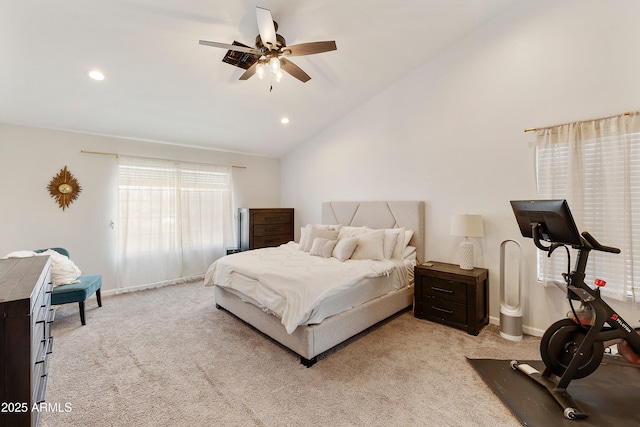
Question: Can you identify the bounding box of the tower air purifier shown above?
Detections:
[499,240,523,341]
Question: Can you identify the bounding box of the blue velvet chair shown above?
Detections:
[34,247,102,325]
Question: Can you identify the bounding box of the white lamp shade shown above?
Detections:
[450,214,484,238]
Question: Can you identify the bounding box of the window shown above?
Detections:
[118,156,235,288]
[535,112,640,301]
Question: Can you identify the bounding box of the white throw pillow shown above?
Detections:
[387,228,406,259]
[350,229,385,260]
[403,245,417,260]
[309,238,337,258]
[38,250,82,286]
[332,237,359,261]
[303,226,339,252]
[338,226,370,240]
[299,224,341,250]
[383,228,403,259]
[298,225,312,250]
[404,229,414,248]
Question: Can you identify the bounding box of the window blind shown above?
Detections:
[117,156,235,288]
[535,113,640,301]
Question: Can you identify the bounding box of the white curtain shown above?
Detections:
[118,156,235,289]
[535,112,640,301]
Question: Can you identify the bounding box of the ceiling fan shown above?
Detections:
[199,6,337,83]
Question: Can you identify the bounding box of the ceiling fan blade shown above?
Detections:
[281,58,311,83]
[283,41,337,57]
[199,40,261,55]
[256,7,277,49]
[239,63,257,80]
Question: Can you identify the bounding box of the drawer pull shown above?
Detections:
[431,286,454,294]
[432,306,454,314]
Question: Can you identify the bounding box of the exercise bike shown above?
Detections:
[509,200,640,420]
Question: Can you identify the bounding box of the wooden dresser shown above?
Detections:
[239,208,294,251]
[0,256,54,427]
[414,261,488,335]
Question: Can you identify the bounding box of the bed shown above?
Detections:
[205,201,425,366]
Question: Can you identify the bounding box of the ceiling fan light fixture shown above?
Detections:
[269,57,281,74]
[256,62,265,79]
[275,70,283,83]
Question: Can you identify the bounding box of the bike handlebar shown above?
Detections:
[581,232,621,254]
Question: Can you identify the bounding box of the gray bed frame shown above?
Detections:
[214,201,425,367]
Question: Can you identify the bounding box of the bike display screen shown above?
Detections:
[510,199,583,246]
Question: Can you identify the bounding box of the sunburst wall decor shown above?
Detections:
[48,166,82,211]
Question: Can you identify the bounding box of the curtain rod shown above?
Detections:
[80,150,246,169]
[524,111,634,133]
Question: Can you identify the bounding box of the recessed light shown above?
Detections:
[280,117,290,124]
[88,70,105,81]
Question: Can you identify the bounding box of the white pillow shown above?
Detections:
[298,225,312,250]
[384,228,404,259]
[38,249,82,286]
[299,224,341,250]
[332,237,359,261]
[338,226,370,240]
[390,228,407,259]
[403,245,417,261]
[350,229,385,260]
[302,226,339,252]
[309,238,337,258]
[404,229,414,248]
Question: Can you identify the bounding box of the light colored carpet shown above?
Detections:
[40,281,540,427]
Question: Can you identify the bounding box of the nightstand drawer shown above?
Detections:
[426,297,466,325]
[422,277,466,305]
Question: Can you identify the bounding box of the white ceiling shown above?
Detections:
[0,0,519,158]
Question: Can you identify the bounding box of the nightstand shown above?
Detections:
[414,261,489,335]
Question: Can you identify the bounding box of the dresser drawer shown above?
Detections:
[254,223,292,236]
[253,211,292,224]
[32,320,46,361]
[253,234,292,248]
[422,277,467,305]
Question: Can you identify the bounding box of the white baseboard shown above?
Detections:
[100,275,204,298]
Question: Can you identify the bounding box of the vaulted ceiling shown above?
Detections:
[0,0,519,157]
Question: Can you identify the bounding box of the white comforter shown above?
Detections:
[204,242,397,334]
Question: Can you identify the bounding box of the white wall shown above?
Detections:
[0,123,281,293]
[281,0,640,335]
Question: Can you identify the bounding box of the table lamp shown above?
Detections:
[450,214,484,270]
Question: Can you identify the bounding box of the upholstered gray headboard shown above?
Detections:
[321,201,425,264]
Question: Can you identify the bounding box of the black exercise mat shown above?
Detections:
[468,357,640,426]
